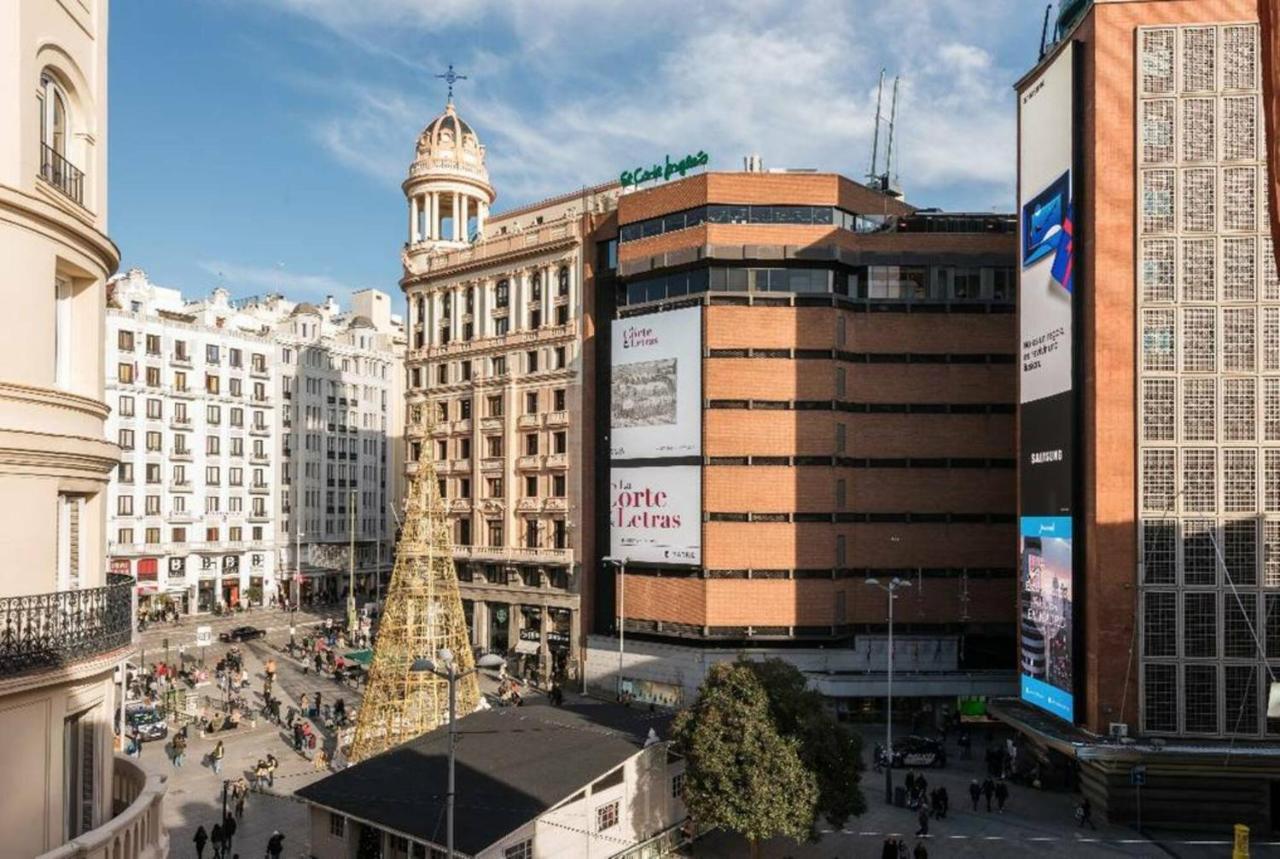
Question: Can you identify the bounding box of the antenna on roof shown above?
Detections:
[1038,4,1054,60]
[882,76,901,196]
[867,68,886,185]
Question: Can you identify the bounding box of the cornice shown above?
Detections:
[0,381,111,420]
[0,184,120,274]
[401,235,580,286]
[0,643,132,699]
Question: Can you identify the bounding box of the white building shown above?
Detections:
[234,290,406,604]
[105,271,407,615]
[106,269,280,615]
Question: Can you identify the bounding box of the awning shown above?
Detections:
[514,640,540,655]
[343,650,374,667]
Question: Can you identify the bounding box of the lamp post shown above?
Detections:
[410,650,505,858]
[865,575,911,805]
[602,556,629,699]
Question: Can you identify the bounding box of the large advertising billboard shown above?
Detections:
[610,305,701,459]
[610,465,701,564]
[1018,44,1076,722]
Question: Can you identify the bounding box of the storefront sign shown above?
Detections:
[110,558,131,576]
[168,557,186,577]
[195,625,213,648]
[620,150,709,189]
[222,555,240,573]
[252,553,264,569]
[546,630,570,646]
[519,628,541,643]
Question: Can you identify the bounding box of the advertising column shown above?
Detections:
[609,306,702,565]
[1018,43,1076,722]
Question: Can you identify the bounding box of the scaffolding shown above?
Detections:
[348,417,479,762]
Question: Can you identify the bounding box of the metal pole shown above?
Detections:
[348,490,357,633]
[617,559,626,700]
[885,584,894,805]
[447,666,457,859]
[1136,781,1142,835]
[118,658,127,747]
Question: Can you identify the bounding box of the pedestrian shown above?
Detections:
[193,824,208,859]
[1077,796,1097,829]
[995,779,1009,813]
[916,773,929,800]
[314,746,329,771]
[314,653,323,675]
[292,721,304,753]
[881,837,896,859]
[982,776,995,812]
[209,822,224,859]
[172,731,186,768]
[959,730,971,760]
[968,778,981,811]
[936,785,949,819]
[266,753,279,788]
[222,812,237,853]
[313,690,322,718]
[266,830,285,859]
[212,739,225,774]
[234,784,246,820]
[915,804,929,837]
[130,724,142,758]
[904,769,917,799]
[913,840,929,859]
[254,759,269,790]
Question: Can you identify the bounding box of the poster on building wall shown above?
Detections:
[1019,517,1074,721]
[610,465,701,565]
[1018,42,1076,722]
[610,306,702,459]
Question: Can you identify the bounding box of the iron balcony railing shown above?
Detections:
[0,574,133,677]
[39,143,85,206]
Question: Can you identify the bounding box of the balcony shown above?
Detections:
[0,574,133,678]
[454,546,574,566]
[39,756,168,859]
[546,410,569,428]
[516,498,541,512]
[453,418,473,434]
[168,480,192,493]
[480,417,503,433]
[249,483,270,495]
[250,364,269,378]
[249,425,271,437]
[517,414,541,430]
[480,457,504,472]
[545,453,568,470]
[171,352,192,368]
[169,415,191,429]
[171,449,192,462]
[250,452,270,463]
[38,143,85,206]
[249,511,271,522]
[545,497,568,512]
[517,455,543,471]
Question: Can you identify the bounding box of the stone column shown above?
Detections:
[539,602,551,686]
[409,195,419,243]
[542,265,553,324]
[506,601,520,653]
[427,193,437,241]
[477,200,487,237]
[453,192,463,241]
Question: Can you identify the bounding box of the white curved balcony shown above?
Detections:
[39,757,168,859]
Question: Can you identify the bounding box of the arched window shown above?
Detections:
[415,296,425,327]
[38,72,69,157]
[531,272,542,301]
[558,266,570,296]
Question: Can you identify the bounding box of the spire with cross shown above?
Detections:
[435,64,467,104]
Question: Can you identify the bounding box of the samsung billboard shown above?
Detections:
[1017,43,1076,723]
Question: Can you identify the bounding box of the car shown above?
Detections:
[123,705,168,742]
[886,736,946,768]
[219,625,266,643]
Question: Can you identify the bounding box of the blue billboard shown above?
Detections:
[1019,517,1074,721]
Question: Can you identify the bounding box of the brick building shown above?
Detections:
[585,168,1022,719]
[995,0,1280,833]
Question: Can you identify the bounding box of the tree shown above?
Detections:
[673,661,817,858]
[745,658,867,826]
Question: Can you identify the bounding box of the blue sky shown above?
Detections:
[109,0,1044,311]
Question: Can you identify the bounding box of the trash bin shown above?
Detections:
[894,786,907,808]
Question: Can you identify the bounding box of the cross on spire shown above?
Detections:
[435,64,467,104]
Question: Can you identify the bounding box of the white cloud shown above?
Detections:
[197,260,357,301]
[279,0,1030,211]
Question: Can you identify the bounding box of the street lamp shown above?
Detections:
[865,575,911,805]
[602,556,629,699]
[410,649,505,859]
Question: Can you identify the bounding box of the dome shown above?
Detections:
[413,101,486,174]
[348,315,375,329]
[290,302,320,317]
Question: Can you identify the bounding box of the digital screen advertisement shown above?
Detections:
[1017,43,1076,722]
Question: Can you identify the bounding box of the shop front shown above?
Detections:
[515,605,543,680]
[135,557,161,615]
[221,555,241,609]
[548,607,573,680]
[249,551,268,607]
[487,602,510,654]
[197,555,218,612]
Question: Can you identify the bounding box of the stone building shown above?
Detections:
[400,96,619,683]
[0,1,166,855]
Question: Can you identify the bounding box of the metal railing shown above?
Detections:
[39,143,84,205]
[0,574,133,677]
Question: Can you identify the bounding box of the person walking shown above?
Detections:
[171,731,186,768]
[234,783,246,820]
[266,753,279,788]
[904,769,917,802]
[915,804,929,837]
[995,779,1009,813]
[222,812,237,854]
[211,739,225,774]
[1077,796,1097,829]
[881,837,896,859]
[209,822,224,859]
[981,776,995,812]
[958,730,971,760]
[913,841,929,859]
[313,690,322,719]
[193,825,208,859]
[266,830,285,859]
[968,778,981,811]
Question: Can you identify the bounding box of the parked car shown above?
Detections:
[886,736,947,768]
[219,625,266,643]
[123,705,168,742]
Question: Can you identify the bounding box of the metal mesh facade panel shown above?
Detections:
[1136,22,1273,737]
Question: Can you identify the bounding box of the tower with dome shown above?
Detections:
[403,95,496,252]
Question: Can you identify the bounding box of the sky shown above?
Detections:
[108,0,1046,312]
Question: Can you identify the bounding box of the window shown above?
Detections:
[117,330,135,352]
[146,431,162,451]
[488,396,503,417]
[208,404,221,424]
[174,371,187,391]
[525,392,538,414]
[503,840,532,859]
[329,813,345,838]
[527,350,539,373]
[558,266,570,296]
[205,374,220,394]
[145,496,160,515]
[229,378,242,397]
[488,477,504,498]
[145,463,160,484]
[494,317,510,336]
[145,334,160,355]
[554,389,566,411]
[460,399,472,420]
[145,398,162,419]
[207,436,220,455]
[144,366,160,387]
[496,280,510,307]
[117,528,132,544]
[525,475,538,497]
[118,363,134,384]
[230,408,243,427]
[553,431,566,454]
[487,436,503,457]
[487,520,503,547]
[671,772,685,799]
[459,438,471,459]
[118,462,133,483]
[118,395,134,416]
[552,474,566,497]
[596,800,619,832]
[118,428,134,449]
[554,347,566,369]
[117,495,133,516]
[525,434,538,455]
[206,344,220,364]
[206,466,220,485]
[459,478,471,499]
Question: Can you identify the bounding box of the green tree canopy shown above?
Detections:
[673,661,817,855]
[745,658,867,826]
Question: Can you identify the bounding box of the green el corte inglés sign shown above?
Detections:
[620,150,710,188]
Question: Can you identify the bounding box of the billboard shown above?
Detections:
[1019,517,1074,721]
[610,305,702,459]
[1018,43,1076,722]
[610,465,701,565]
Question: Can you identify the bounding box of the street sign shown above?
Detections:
[1129,765,1146,786]
[195,625,213,648]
